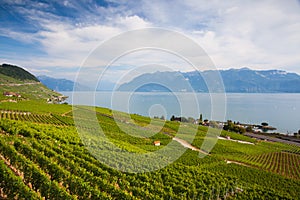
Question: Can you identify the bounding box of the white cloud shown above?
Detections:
[24,67,50,74]
[2,14,152,70]
[1,0,300,77]
[178,0,300,72]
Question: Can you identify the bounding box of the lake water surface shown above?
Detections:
[62,92,300,134]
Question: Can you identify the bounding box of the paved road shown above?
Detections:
[245,132,300,147]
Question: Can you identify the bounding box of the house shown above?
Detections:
[47,95,68,104]
[170,115,182,122]
[153,141,161,146]
[3,92,21,98]
[202,119,210,126]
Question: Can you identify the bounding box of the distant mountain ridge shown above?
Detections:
[118,68,300,93]
[37,75,90,91]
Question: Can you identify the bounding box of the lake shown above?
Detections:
[62,92,300,134]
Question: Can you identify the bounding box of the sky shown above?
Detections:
[1,0,300,82]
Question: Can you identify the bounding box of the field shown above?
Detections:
[0,101,300,199]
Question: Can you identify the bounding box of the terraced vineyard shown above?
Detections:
[0,119,238,199]
[0,110,74,126]
[239,152,300,179]
[0,104,300,199]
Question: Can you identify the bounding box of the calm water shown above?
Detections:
[62,92,300,134]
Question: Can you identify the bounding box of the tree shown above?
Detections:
[199,114,203,125]
[238,126,246,134]
[223,120,246,134]
[188,117,195,123]
[209,121,219,128]
[246,126,253,133]
[181,117,188,123]
[261,122,268,127]
[170,115,175,121]
[223,120,234,131]
[295,130,300,138]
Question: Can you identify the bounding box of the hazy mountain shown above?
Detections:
[118,68,300,93]
[117,71,193,92]
[37,75,90,91]
[97,80,117,91]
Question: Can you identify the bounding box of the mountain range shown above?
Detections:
[36,68,300,93]
[37,75,90,92]
[118,68,300,93]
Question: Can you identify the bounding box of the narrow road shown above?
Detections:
[225,160,251,167]
[0,82,41,86]
[172,137,209,155]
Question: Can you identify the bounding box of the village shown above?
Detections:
[170,114,276,133]
[167,114,300,147]
[2,91,68,104]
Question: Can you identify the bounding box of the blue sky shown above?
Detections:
[1,0,300,81]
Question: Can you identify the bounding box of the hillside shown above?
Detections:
[118,68,300,93]
[0,64,300,199]
[0,64,38,82]
[0,63,61,101]
[0,100,300,199]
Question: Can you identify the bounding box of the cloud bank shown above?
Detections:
[0,0,300,79]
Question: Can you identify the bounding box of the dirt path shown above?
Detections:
[225,160,252,167]
[0,153,23,178]
[61,109,73,116]
[172,137,209,155]
[0,82,41,86]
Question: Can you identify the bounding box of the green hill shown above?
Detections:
[0,63,38,82]
[0,63,61,101]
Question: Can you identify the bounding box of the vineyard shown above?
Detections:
[240,152,300,179]
[0,104,300,199]
[0,110,73,126]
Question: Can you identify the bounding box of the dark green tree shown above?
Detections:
[170,115,175,121]
[246,126,253,133]
[188,117,195,123]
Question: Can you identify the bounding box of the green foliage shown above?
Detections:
[0,63,61,101]
[261,122,269,126]
[0,101,300,199]
[0,160,41,199]
[208,163,300,198]
[0,63,39,82]
[223,120,246,134]
[0,101,72,114]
